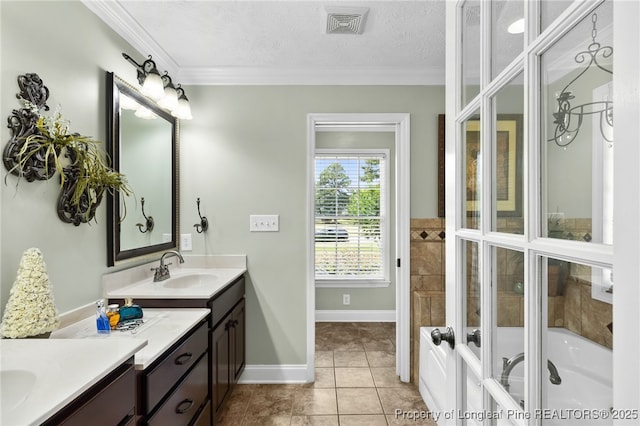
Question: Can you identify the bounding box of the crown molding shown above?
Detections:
[81,0,179,76]
[82,0,444,86]
[176,66,445,86]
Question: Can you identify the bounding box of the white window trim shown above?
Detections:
[314,148,390,287]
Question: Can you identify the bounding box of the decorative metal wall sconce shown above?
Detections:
[548,13,613,148]
[4,73,130,226]
[136,197,154,233]
[122,52,192,120]
[193,198,209,233]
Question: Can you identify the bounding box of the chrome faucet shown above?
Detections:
[500,352,562,392]
[151,250,185,282]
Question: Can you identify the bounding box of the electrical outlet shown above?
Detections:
[342,294,350,305]
[181,233,193,251]
[250,215,279,232]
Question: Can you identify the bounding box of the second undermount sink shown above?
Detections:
[1,369,37,411]
[161,273,219,288]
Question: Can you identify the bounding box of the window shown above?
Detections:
[314,150,389,285]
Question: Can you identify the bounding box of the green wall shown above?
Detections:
[1,1,445,367]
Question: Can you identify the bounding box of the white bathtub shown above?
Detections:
[419,327,613,425]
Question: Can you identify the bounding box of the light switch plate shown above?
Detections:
[250,215,279,232]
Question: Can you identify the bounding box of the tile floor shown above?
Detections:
[217,322,437,425]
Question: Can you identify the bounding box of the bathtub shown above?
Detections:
[419,327,613,425]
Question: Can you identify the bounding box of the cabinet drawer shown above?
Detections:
[145,321,208,412]
[48,360,135,426]
[209,276,245,328]
[148,354,209,426]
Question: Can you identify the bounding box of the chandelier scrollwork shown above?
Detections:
[548,13,613,148]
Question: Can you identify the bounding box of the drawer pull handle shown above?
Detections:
[174,352,193,365]
[175,398,194,414]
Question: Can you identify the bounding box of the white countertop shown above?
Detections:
[103,255,247,300]
[0,308,209,426]
[106,267,245,299]
[0,338,145,426]
[51,308,210,369]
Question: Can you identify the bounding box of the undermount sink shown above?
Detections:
[161,273,219,288]
[1,369,37,411]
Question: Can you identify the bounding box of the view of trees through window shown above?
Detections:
[314,153,386,280]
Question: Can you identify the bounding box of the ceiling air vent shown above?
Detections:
[325,7,369,35]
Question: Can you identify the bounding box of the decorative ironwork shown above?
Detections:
[3,73,57,181]
[136,197,154,233]
[4,73,115,226]
[56,146,105,226]
[548,13,613,147]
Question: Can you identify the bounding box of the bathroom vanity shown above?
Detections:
[104,255,247,424]
[51,308,211,425]
[0,339,145,426]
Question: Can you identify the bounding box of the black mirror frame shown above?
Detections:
[106,71,179,266]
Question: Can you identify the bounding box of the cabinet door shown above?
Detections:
[231,299,246,381]
[210,313,231,412]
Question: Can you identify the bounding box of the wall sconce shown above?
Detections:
[548,13,613,148]
[136,197,154,233]
[122,52,192,120]
[193,198,209,233]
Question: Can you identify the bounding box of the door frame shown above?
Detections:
[306,113,411,383]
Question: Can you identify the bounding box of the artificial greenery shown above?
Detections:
[11,101,131,222]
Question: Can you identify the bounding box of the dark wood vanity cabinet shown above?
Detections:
[211,298,245,415]
[138,319,209,426]
[117,274,246,426]
[42,358,136,426]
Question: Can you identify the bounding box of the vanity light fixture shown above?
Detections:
[173,85,193,120]
[158,73,179,111]
[548,13,613,148]
[122,52,192,120]
[122,53,164,101]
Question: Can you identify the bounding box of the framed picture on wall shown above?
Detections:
[438,114,523,218]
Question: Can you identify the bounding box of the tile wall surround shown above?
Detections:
[409,217,611,383]
[410,218,446,384]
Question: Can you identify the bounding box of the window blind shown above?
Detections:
[314,152,387,281]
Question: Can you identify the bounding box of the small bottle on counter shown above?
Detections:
[107,304,120,329]
[96,299,110,334]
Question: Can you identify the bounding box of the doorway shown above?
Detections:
[306,113,411,383]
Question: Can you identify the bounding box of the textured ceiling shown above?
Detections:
[84,0,447,85]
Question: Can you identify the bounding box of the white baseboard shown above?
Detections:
[237,364,309,384]
[315,310,396,322]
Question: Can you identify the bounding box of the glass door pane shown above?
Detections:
[541,1,613,242]
[493,247,525,404]
[492,72,524,234]
[463,110,482,229]
[491,0,525,79]
[462,0,481,107]
[542,256,613,423]
[464,240,481,359]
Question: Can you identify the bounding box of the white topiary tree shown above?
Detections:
[1,248,60,338]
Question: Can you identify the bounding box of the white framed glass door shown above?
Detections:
[441,0,640,425]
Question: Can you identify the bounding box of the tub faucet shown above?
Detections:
[152,250,185,282]
[500,352,562,392]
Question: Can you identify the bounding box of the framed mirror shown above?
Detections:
[106,72,179,266]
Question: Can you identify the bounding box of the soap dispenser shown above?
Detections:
[96,299,111,334]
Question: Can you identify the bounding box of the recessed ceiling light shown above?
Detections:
[508,18,525,34]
